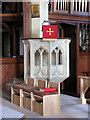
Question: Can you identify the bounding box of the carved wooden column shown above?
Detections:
[76,23,80,94]
[13,25,16,56]
[17,3,20,15]
[61,28,64,38]
[70,1,74,14]
[51,2,54,12]
[23,2,30,38]
[77,23,80,56]
[89,1,90,15]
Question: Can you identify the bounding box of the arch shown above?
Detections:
[52,50,56,65]
[35,50,40,65]
[51,46,63,65]
[34,45,48,54]
[42,50,48,66]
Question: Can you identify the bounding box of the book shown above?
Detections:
[39,88,56,93]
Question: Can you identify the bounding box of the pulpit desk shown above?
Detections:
[78,76,90,104]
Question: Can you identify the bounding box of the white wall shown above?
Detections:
[30,1,48,38]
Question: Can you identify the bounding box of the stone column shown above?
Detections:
[23,41,29,81]
[56,51,58,66]
[48,42,51,80]
[40,50,43,71]
[28,40,33,78]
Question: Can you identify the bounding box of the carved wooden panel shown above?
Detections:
[79,23,90,53]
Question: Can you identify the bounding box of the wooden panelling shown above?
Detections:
[23,97,31,110]
[33,101,43,115]
[62,24,77,92]
[0,58,24,89]
[77,55,90,93]
[0,65,2,86]
[13,94,20,106]
[37,79,47,88]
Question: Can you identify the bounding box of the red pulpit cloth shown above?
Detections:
[43,25,57,41]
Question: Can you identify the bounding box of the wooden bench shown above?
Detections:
[11,78,47,107]
[31,90,60,116]
[19,79,47,110]
[11,78,60,116]
[11,77,36,106]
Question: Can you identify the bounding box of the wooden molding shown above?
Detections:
[49,12,90,22]
[0,13,19,17]
[79,52,90,56]
[0,57,24,64]
[53,10,68,14]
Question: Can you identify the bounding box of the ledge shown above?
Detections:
[0,57,24,64]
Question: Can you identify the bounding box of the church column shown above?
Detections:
[12,25,16,56]
[29,41,33,78]
[48,43,51,80]
[23,2,30,38]
[40,51,43,71]
[23,41,28,81]
[56,51,58,66]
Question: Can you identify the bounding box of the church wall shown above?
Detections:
[31,18,40,38]
[30,2,48,38]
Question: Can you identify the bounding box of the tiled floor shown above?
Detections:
[1,94,89,118]
[0,78,89,119]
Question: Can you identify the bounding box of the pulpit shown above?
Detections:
[22,38,71,83]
